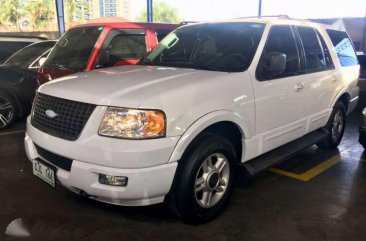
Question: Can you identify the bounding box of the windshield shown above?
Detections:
[4,41,55,66]
[142,22,265,72]
[43,26,103,71]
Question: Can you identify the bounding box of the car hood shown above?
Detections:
[39,65,233,107]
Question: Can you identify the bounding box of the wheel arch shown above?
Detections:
[168,110,248,164]
[331,90,351,113]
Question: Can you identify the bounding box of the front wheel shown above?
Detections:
[317,101,346,149]
[0,91,17,130]
[167,133,237,223]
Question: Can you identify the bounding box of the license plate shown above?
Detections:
[33,159,56,188]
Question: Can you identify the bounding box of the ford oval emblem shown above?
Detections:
[45,110,58,118]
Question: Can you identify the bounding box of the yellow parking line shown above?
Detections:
[0,130,25,136]
[269,155,341,181]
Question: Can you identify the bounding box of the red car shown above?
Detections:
[38,22,179,84]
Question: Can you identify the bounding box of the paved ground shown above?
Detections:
[1,96,366,241]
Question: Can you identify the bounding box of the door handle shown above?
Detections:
[294,82,304,92]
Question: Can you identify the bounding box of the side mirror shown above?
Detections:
[265,52,286,75]
[38,57,47,67]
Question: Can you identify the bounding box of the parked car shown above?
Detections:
[37,22,179,84]
[0,40,56,129]
[357,54,366,89]
[0,35,47,64]
[25,18,359,222]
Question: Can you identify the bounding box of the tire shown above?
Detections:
[167,133,237,223]
[317,101,346,149]
[0,90,17,130]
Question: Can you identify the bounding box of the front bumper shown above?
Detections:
[25,115,180,206]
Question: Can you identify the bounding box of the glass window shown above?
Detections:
[43,26,103,71]
[297,26,330,72]
[256,25,300,80]
[4,41,56,66]
[143,22,265,72]
[326,29,358,67]
[106,34,146,64]
[0,41,32,64]
[316,30,334,69]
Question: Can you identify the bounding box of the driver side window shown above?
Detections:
[256,25,300,81]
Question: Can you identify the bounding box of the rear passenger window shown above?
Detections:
[316,30,334,69]
[297,26,333,72]
[256,25,300,81]
[326,29,358,67]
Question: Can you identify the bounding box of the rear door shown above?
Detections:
[295,26,337,132]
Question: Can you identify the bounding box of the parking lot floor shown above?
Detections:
[1,97,366,241]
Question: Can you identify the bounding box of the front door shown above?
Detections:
[252,25,309,153]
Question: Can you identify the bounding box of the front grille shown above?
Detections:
[31,93,96,141]
[34,144,73,171]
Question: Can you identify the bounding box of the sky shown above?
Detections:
[131,0,366,21]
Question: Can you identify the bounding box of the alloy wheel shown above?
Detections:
[194,153,230,208]
[331,110,344,142]
[0,96,14,128]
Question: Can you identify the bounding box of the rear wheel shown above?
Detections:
[317,101,346,149]
[0,91,17,130]
[167,133,236,223]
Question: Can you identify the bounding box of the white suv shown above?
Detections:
[25,17,360,222]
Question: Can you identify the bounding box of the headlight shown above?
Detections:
[99,107,166,139]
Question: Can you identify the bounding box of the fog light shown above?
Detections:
[99,174,128,186]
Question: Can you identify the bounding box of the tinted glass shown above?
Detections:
[44,26,103,71]
[0,41,32,64]
[316,30,334,69]
[326,29,358,67]
[156,29,174,42]
[4,41,55,66]
[297,26,329,72]
[256,25,300,80]
[143,22,265,72]
[106,34,146,65]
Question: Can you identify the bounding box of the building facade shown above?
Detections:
[91,0,131,20]
[73,0,93,22]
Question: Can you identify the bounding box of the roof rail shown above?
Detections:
[180,21,197,25]
[239,15,291,19]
